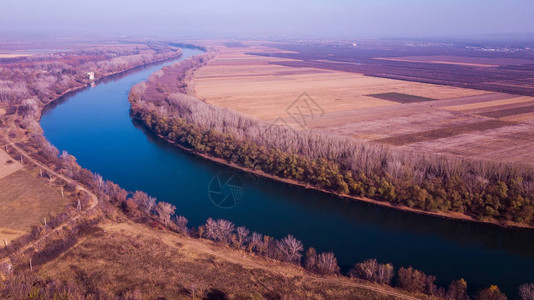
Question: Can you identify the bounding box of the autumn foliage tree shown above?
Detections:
[397,266,436,294]
[447,278,469,300]
[475,285,507,300]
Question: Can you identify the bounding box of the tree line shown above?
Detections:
[128,55,534,227]
[0,42,182,111]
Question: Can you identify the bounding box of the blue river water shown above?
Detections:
[40,47,534,297]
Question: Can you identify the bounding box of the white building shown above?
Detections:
[87,72,95,81]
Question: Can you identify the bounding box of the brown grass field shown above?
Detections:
[36,219,423,300]
[192,42,534,165]
[0,170,68,242]
[0,149,22,180]
[192,43,486,123]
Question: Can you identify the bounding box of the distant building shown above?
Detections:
[87,72,95,81]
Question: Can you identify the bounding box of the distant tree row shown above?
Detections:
[0,42,183,109]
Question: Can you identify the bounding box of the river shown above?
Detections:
[40,47,534,297]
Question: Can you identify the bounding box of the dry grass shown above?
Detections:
[0,170,67,238]
[0,149,22,180]
[37,220,421,299]
[0,227,26,244]
[399,123,534,163]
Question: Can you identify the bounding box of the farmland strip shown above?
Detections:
[375,120,512,145]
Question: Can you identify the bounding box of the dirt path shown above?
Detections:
[6,142,97,210]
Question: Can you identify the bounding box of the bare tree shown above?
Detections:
[351,259,379,281]
[175,215,189,235]
[376,263,395,285]
[204,218,217,240]
[304,247,318,272]
[214,219,235,244]
[41,140,59,163]
[249,232,263,253]
[276,234,303,264]
[92,173,104,190]
[316,252,339,275]
[520,283,534,300]
[104,180,128,203]
[132,191,156,214]
[235,226,250,248]
[59,150,78,176]
[155,202,176,226]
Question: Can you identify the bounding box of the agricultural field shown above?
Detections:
[192,42,534,165]
[0,148,21,180]
[252,41,534,96]
[193,42,486,122]
[0,168,67,243]
[373,55,534,68]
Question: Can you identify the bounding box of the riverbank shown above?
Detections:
[127,51,534,230]
[0,43,184,258]
[1,42,446,299]
[148,127,534,230]
[37,51,184,121]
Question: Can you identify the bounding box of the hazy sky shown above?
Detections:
[2,0,534,39]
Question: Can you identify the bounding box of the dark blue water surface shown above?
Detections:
[40,48,534,297]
